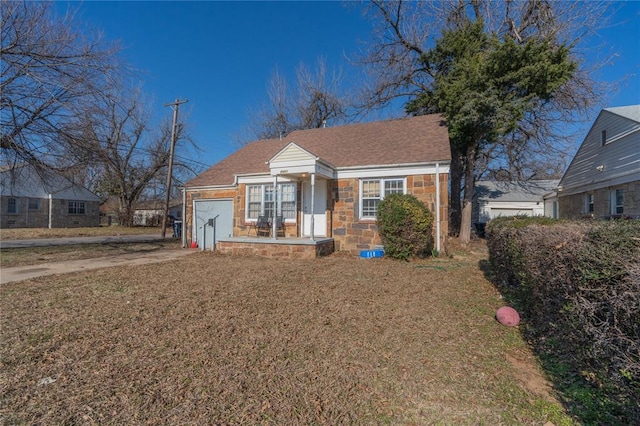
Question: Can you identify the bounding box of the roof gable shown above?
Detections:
[269,143,318,164]
[559,105,640,193]
[186,114,451,187]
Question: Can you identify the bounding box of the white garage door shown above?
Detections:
[490,208,534,219]
[193,199,233,249]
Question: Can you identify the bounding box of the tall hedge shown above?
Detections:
[486,217,640,421]
[376,193,434,260]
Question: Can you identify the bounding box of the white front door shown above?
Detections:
[302,179,327,237]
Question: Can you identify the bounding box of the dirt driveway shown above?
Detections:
[0,248,194,284]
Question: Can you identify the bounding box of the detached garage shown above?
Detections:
[192,199,233,250]
[474,180,560,224]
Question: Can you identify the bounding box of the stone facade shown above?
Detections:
[186,173,449,255]
[559,181,640,219]
[1,196,100,228]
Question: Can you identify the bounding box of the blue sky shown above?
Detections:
[59,1,639,171]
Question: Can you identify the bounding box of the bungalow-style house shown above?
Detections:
[558,105,640,219]
[0,164,101,228]
[183,115,451,257]
[474,179,560,226]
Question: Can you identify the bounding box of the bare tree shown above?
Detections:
[60,90,190,226]
[1,1,121,169]
[295,57,347,130]
[247,67,296,141]
[240,57,353,143]
[358,0,612,242]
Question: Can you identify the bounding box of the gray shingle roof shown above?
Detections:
[475,180,560,202]
[604,105,640,123]
[186,114,450,187]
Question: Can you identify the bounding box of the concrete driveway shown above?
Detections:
[0,235,195,285]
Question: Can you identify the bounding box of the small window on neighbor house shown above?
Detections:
[585,194,594,213]
[28,198,40,210]
[7,197,17,214]
[611,189,624,215]
[601,130,607,146]
[68,200,86,215]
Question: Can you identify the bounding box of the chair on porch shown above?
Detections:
[275,215,286,237]
[251,215,271,237]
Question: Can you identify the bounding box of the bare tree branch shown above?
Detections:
[1,1,121,169]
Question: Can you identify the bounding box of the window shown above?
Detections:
[611,189,624,215]
[601,129,607,146]
[246,183,296,220]
[68,200,86,215]
[28,198,40,210]
[360,178,405,219]
[7,197,17,214]
[585,193,594,213]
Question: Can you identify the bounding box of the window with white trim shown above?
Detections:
[585,193,594,214]
[611,188,624,214]
[246,183,296,220]
[68,200,86,215]
[359,178,405,219]
[7,197,17,214]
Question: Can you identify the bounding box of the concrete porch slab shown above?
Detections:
[216,237,334,258]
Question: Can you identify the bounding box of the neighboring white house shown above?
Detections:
[133,199,182,226]
[0,164,101,228]
[558,105,640,219]
[474,180,560,225]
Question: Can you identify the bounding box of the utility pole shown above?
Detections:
[161,98,188,239]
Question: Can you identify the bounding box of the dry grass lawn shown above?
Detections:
[0,226,162,240]
[0,246,573,424]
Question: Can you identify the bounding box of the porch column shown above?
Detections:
[272,174,278,239]
[435,162,441,253]
[310,173,315,241]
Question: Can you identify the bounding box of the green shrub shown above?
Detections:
[376,193,434,260]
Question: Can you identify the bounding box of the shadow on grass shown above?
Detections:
[478,258,638,425]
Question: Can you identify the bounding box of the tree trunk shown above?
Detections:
[459,145,477,244]
[448,152,462,236]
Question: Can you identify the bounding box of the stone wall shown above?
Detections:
[186,172,449,254]
[330,174,449,253]
[217,239,334,259]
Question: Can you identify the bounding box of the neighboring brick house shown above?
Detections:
[183,115,451,256]
[0,164,101,228]
[558,105,640,219]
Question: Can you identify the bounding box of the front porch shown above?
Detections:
[216,236,334,259]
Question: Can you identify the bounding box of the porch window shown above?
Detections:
[7,197,17,214]
[68,200,86,215]
[246,183,296,220]
[360,178,406,219]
